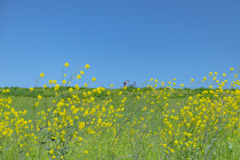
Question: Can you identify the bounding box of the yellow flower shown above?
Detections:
[55,84,60,91]
[30,87,34,91]
[191,79,194,82]
[52,155,56,159]
[174,140,178,145]
[84,150,88,154]
[62,80,67,84]
[40,73,45,78]
[92,77,96,82]
[64,74,66,77]
[75,84,80,90]
[79,137,83,141]
[85,64,90,69]
[26,153,29,156]
[150,78,153,82]
[50,150,54,154]
[110,84,113,87]
[53,80,57,84]
[48,79,53,83]
[98,119,102,124]
[80,71,84,75]
[77,75,81,79]
[223,73,226,77]
[230,68,234,71]
[34,102,39,107]
[37,95,42,100]
[64,62,69,67]
[180,84,184,87]
[84,83,88,87]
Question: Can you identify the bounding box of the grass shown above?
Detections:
[0,66,240,160]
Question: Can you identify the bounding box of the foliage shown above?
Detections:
[0,65,240,159]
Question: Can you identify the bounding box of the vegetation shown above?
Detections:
[0,64,240,160]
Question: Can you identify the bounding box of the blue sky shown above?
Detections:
[0,0,239,88]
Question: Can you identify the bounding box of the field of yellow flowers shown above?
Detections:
[0,64,240,160]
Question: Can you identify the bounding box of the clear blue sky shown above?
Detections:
[0,0,239,88]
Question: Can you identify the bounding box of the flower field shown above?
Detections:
[0,64,240,160]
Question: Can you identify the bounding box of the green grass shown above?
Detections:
[0,86,240,159]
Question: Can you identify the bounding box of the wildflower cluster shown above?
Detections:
[0,65,239,159]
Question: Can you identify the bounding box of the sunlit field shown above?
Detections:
[0,64,240,160]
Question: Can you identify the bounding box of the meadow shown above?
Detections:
[0,64,240,160]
